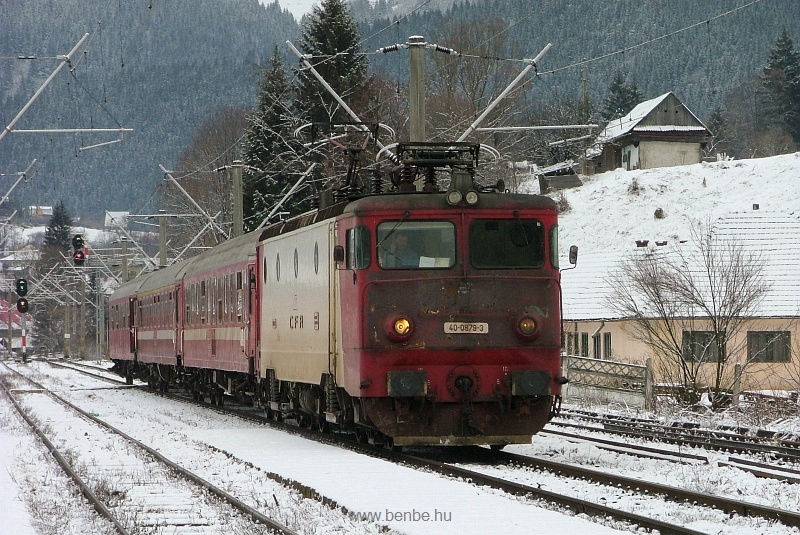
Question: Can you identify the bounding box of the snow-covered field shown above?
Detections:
[2,359,799,534]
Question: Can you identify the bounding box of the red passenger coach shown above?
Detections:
[180,233,260,399]
[110,233,260,401]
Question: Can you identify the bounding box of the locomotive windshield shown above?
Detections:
[470,219,546,269]
[377,221,456,269]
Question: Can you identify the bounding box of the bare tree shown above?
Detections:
[607,219,771,408]
[160,106,248,254]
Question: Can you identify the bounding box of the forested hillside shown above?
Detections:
[360,0,797,116]
[0,0,298,221]
[1,0,797,219]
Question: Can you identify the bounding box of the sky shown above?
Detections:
[261,0,320,20]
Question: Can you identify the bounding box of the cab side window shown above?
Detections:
[346,226,371,270]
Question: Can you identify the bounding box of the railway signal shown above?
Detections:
[15,277,27,296]
[15,277,29,313]
[72,234,86,266]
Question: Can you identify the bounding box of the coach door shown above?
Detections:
[128,296,138,357]
[246,266,257,361]
[174,285,182,360]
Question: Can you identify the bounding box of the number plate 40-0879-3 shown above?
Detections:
[443,322,488,334]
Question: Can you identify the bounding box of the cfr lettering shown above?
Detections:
[289,315,304,329]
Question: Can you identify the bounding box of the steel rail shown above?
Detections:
[4,362,297,535]
[0,367,130,535]
[42,359,800,533]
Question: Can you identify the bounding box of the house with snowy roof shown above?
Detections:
[582,92,713,175]
[560,212,800,392]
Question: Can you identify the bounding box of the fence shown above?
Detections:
[561,355,654,410]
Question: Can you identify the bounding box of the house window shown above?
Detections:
[592,333,601,358]
[581,332,589,357]
[603,332,612,359]
[682,331,720,363]
[748,331,791,363]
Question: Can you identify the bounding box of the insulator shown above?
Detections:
[395,164,417,192]
[371,169,383,194]
[333,186,349,202]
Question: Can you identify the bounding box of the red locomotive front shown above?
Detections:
[335,191,565,446]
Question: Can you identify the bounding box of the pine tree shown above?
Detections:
[295,0,369,125]
[242,47,307,229]
[761,28,800,143]
[601,71,644,121]
[31,201,73,354]
[707,105,731,156]
[41,201,73,267]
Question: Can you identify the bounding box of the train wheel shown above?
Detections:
[354,428,368,443]
[383,438,400,452]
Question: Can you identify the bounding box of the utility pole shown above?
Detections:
[64,284,71,358]
[159,209,167,268]
[96,273,105,359]
[408,36,426,143]
[7,307,12,360]
[21,313,27,363]
[232,160,243,238]
[121,237,129,283]
[79,277,86,359]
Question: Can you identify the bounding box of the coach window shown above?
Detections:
[223,275,229,322]
[200,280,207,324]
[236,271,244,323]
[216,277,225,323]
[377,221,455,269]
[346,226,371,270]
[470,218,545,269]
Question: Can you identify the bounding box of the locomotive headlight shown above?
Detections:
[446,190,463,206]
[464,190,479,205]
[386,316,414,342]
[516,316,539,339]
[394,317,412,336]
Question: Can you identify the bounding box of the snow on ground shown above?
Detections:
[2,360,800,534]
[521,152,800,257]
[0,398,38,535]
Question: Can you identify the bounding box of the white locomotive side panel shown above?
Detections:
[259,220,337,384]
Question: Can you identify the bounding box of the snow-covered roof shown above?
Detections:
[562,214,800,320]
[105,211,130,229]
[594,92,709,146]
[554,152,800,321]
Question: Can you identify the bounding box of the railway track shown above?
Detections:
[28,358,800,535]
[538,427,800,484]
[554,407,800,463]
[1,361,294,535]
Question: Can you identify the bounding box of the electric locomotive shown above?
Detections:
[109,140,571,448]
